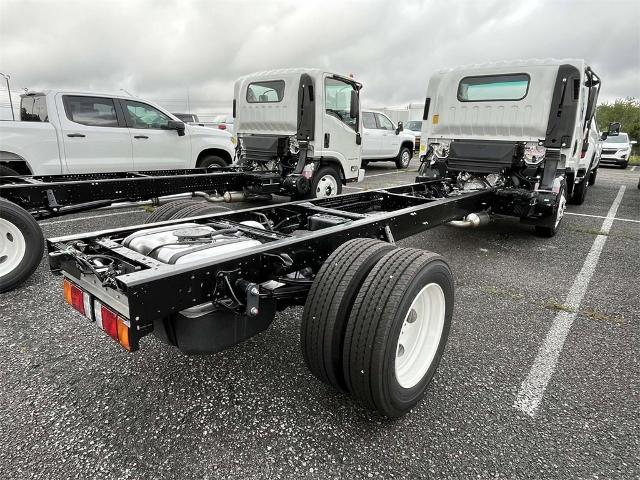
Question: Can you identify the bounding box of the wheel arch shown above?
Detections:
[195,148,233,167]
[318,156,347,184]
[0,151,33,175]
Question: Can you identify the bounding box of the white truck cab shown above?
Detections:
[361,111,415,169]
[1,91,236,176]
[234,68,365,198]
[419,59,613,208]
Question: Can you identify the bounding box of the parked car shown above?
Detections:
[0,91,236,176]
[600,132,636,168]
[361,110,415,169]
[210,114,234,133]
[404,120,422,152]
[172,112,204,126]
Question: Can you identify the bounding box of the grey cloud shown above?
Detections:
[0,0,638,119]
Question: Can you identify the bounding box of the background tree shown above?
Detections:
[597,98,640,155]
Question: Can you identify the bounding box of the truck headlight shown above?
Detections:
[524,143,546,165]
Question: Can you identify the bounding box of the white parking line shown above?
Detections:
[631,166,637,172]
[565,212,640,224]
[514,185,626,417]
[343,185,364,190]
[39,209,145,226]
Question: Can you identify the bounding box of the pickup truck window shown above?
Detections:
[64,96,119,127]
[363,112,376,129]
[123,100,171,129]
[375,113,394,130]
[20,95,48,122]
[325,77,357,130]
[458,74,530,102]
[246,81,285,103]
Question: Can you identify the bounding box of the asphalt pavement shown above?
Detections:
[1,160,638,479]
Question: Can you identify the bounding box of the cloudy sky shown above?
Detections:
[1,0,638,120]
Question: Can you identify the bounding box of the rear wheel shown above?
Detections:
[342,248,454,417]
[0,165,20,177]
[570,171,589,205]
[145,200,195,224]
[395,147,412,169]
[0,199,44,293]
[588,168,597,186]
[301,238,396,390]
[170,202,230,219]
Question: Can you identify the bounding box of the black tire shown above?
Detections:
[309,166,342,198]
[588,168,597,186]
[167,201,209,220]
[569,171,589,205]
[145,200,195,224]
[174,202,231,219]
[395,146,412,169]
[301,238,396,390]
[0,165,20,177]
[362,160,370,168]
[197,155,227,168]
[535,179,567,238]
[620,161,628,169]
[0,199,44,293]
[341,247,454,417]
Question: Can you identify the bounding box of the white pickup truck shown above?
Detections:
[0,91,236,176]
[361,110,415,169]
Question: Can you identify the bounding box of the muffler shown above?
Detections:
[448,212,490,228]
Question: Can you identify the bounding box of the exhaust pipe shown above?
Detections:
[193,191,225,202]
[448,212,490,228]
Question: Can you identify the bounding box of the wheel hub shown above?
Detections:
[0,218,27,278]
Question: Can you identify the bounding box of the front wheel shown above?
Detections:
[197,155,227,169]
[0,199,44,292]
[588,168,597,186]
[395,147,412,169]
[310,166,342,198]
[569,170,589,205]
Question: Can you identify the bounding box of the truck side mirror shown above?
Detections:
[349,90,358,119]
[607,122,620,136]
[395,121,404,135]
[600,132,608,141]
[167,119,186,136]
[631,140,638,145]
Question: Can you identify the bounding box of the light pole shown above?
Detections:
[0,72,15,120]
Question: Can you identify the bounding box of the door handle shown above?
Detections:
[134,135,149,139]
[324,133,330,148]
[67,133,85,138]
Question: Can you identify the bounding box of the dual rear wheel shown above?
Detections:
[301,238,454,417]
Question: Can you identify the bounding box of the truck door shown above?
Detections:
[59,95,134,173]
[119,99,192,171]
[375,113,400,157]
[321,76,362,179]
[362,111,382,158]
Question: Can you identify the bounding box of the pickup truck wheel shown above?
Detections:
[145,200,195,224]
[535,180,567,237]
[197,155,227,169]
[342,248,454,417]
[0,199,44,293]
[310,166,342,198]
[301,238,396,391]
[569,171,589,205]
[588,168,597,186]
[0,165,20,177]
[395,147,412,169]
[362,160,369,168]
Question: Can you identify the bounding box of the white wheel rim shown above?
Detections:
[395,283,446,389]
[0,218,27,278]
[555,189,567,228]
[401,150,411,166]
[315,174,338,198]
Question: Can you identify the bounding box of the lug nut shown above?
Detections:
[249,306,259,316]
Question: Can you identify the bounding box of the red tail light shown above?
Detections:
[63,278,91,318]
[217,124,227,130]
[94,300,133,351]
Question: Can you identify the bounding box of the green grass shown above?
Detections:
[629,155,640,166]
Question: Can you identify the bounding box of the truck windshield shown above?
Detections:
[20,95,48,122]
[458,74,530,102]
[405,121,422,131]
[325,77,357,130]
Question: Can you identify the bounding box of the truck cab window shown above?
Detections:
[123,100,170,129]
[20,95,48,122]
[375,113,394,130]
[246,81,284,103]
[64,96,118,127]
[325,77,357,130]
[362,112,376,129]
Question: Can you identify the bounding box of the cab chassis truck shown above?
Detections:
[16,67,572,416]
